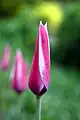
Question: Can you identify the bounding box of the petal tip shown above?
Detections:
[40,21,43,25]
[45,22,47,27]
[16,48,22,56]
[44,22,48,30]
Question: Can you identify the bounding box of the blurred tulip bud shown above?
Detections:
[29,21,50,96]
[0,44,11,71]
[11,49,28,94]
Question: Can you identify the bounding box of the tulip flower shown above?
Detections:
[11,49,28,94]
[29,21,50,96]
[0,44,11,71]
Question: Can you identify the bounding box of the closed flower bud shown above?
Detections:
[0,44,11,71]
[29,21,50,96]
[11,49,28,94]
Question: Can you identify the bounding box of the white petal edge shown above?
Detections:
[39,25,45,91]
[16,50,23,90]
[44,22,50,53]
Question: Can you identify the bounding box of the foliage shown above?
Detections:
[0,3,63,52]
[1,55,80,120]
[0,2,80,120]
[0,7,38,54]
[52,3,80,68]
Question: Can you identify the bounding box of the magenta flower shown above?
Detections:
[11,49,28,94]
[0,44,11,71]
[28,21,50,96]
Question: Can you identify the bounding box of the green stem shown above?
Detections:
[36,96,41,120]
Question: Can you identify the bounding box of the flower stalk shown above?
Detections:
[36,96,41,120]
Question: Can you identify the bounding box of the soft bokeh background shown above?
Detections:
[0,0,80,120]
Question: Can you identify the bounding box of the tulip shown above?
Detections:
[29,21,50,96]
[11,49,28,94]
[0,44,11,71]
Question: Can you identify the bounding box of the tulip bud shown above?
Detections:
[11,49,28,94]
[0,44,11,71]
[29,21,50,96]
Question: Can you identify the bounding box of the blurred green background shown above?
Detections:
[0,0,80,120]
